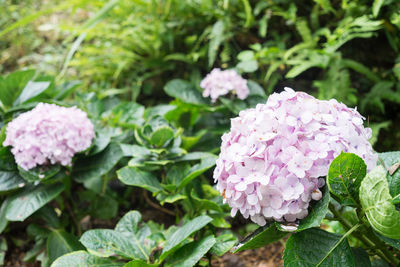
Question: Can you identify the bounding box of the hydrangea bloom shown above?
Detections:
[214,88,377,226]
[3,103,95,170]
[200,68,249,102]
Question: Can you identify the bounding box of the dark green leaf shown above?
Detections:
[234,222,287,252]
[374,231,400,250]
[208,20,225,67]
[164,79,207,105]
[0,147,17,171]
[50,251,123,267]
[283,228,355,267]
[178,156,217,189]
[370,259,390,267]
[0,70,35,107]
[117,166,162,193]
[6,183,64,221]
[165,235,216,267]
[18,165,61,183]
[0,171,25,192]
[160,215,213,260]
[328,152,366,206]
[360,166,400,239]
[47,229,85,264]
[0,237,7,265]
[91,194,118,220]
[352,248,371,267]
[124,261,158,267]
[0,198,10,233]
[73,143,123,183]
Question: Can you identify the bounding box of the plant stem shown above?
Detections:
[328,203,399,265]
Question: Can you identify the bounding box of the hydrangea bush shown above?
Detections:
[200,68,249,102]
[3,103,95,170]
[214,88,377,226]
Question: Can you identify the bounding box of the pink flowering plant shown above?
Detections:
[216,88,400,266]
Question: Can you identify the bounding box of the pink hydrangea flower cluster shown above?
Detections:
[214,88,377,226]
[200,68,249,102]
[3,103,95,170]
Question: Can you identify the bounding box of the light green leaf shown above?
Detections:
[283,228,355,266]
[150,126,174,147]
[115,210,142,234]
[160,215,213,260]
[360,166,400,239]
[247,80,266,97]
[233,222,287,252]
[6,183,64,221]
[0,171,25,192]
[327,152,366,206]
[0,70,35,108]
[117,166,162,193]
[379,152,400,203]
[208,20,225,67]
[13,81,51,106]
[47,229,85,264]
[80,229,149,261]
[0,198,10,233]
[165,235,216,267]
[210,233,238,256]
[50,251,123,267]
[178,156,217,189]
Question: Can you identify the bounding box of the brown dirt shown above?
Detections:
[212,241,284,267]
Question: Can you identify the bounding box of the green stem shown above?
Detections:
[328,203,398,265]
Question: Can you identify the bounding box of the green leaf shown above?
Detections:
[0,70,35,108]
[372,0,385,17]
[210,233,238,256]
[295,185,330,231]
[13,81,51,106]
[190,190,222,212]
[0,237,6,265]
[115,210,142,233]
[247,80,266,97]
[237,60,258,73]
[233,222,287,252]
[80,229,149,261]
[283,228,355,267]
[50,251,123,267]
[164,79,207,105]
[374,231,400,250]
[47,229,85,264]
[0,171,25,192]
[120,144,150,158]
[360,166,400,239]
[379,152,400,202]
[0,198,10,233]
[208,20,225,67]
[371,259,390,267]
[328,152,366,206]
[18,165,61,183]
[165,235,216,267]
[124,261,158,267]
[352,248,371,267]
[150,126,174,147]
[178,156,217,189]
[91,194,118,220]
[117,166,162,193]
[160,215,213,260]
[0,147,17,171]
[111,102,145,127]
[6,183,64,221]
[73,143,123,183]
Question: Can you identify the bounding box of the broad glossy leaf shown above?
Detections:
[6,183,64,221]
[328,152,366,206]
[379,152,400,202]
[374,231,400,250]
[80,229,149,261]
[176,152,216,162]
[164,79,207,105]
[247,80,266,97]
[13,81,51,106]
[115,210,141,234]
[73,143,123,183]
[360,166,400,239]
[91,194,118,220]
[165,235,216,267]
[124,261,158,267]
[210,233,238,256]
[0,70,35,107]
[234,222,287,252]
[0,198,10,233]
[150,126,174,147]
[50,251,123,267]
[283,228,355,267]
[0,171,25,192]
[160,215,213,260]
[120,144,150,158]
[370,259,390,267]
[112,102,145,127]
[47,229,85,264]
[117,166,162,193]
[18,165,61,183]
[352,248,371,267]
[190,190,222,212]
[295,185,330,231]
[178,156,217,189]
[0,147,17,171]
